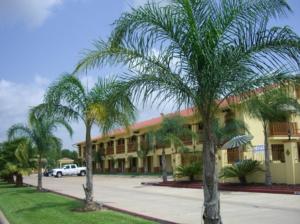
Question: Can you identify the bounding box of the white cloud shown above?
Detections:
[0,75,82,150]
[0,77,45,140]
[0,0,63,28]
[0,74,178,151]
[34,74,51,86]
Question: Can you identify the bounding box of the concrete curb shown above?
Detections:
[142,182,300,195]
[0,210,9,224]
[23,184,179,224]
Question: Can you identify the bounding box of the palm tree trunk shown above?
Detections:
[84,123,94,208]
[161,148,167,182]
[263,122,272,186]
[37,155,43,191]
[202,117,222,224]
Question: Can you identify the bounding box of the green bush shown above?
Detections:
[220,159,264,185]
[176,161,202,181]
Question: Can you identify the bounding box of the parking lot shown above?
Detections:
[24,175,300,224]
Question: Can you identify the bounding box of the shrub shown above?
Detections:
[220,159,264,185]
[176,161,202,181]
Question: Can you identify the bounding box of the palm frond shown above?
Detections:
[7,124,33,141]
[45,74,86,118]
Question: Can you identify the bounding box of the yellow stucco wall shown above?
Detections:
[243,114,264,147]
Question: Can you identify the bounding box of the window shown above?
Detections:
[271,144,285,162]
[71,165,76,169]
[117,139,125,145]
[129,136,137,143]
[65,165,70,169]
[107,141,114,147]
[227,148,240,164]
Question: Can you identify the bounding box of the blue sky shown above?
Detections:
[0,0,299,150]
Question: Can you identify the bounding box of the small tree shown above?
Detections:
[155,115,194,182]
[38,74,135,209]
[0,138,35,186]
[220,160,264,185]
[7,113,71,191]
[243,88,300,185]
[176,161,202,182]
[137,132,155,173]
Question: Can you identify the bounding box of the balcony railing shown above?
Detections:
[106,147,114,155]
[156,142,171,149]
[116,144,125,154]
[128,142,137,152]
[269,122,299,136]
[180,137,193,145]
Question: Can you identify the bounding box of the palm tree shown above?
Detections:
[243,88,300,186]
[7,113,72,191]
[220,159,263,185]
[74,1,300,222]
[0,138,34,186]
[155,115,194,182]
[39,74,135,209]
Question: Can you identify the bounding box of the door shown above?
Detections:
[63,165,71,175]
[70,164,77,175]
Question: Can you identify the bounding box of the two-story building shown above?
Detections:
[76,86,300,185]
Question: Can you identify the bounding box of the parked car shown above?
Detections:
[52,164,86,178]
[43,169,53,177]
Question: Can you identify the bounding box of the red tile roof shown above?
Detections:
[77,108,196,144]
[76,85,279,145]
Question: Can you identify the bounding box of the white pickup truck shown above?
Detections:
[52,164,86,178]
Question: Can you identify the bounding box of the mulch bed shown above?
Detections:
[141,181,300,195]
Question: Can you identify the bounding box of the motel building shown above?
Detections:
[76,86,300,185]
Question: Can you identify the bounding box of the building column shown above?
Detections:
[125,138,128,154]
[284,141,297,184]
[137,157,144,173]
[125,157,130,173]
[217,149,227,183]
[113,139,117,155]
[174,153,182,173]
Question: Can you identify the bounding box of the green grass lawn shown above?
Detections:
[0,181,156,224]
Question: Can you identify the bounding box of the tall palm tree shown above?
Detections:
[7,113,72,191]
[243,88,300,186]
[39,74,135,209]
[155,115,194,182]
[74,1,300,222]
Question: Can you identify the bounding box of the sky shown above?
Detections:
[0,0,299,150]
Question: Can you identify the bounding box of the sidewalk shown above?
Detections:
[0,210,9,224]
